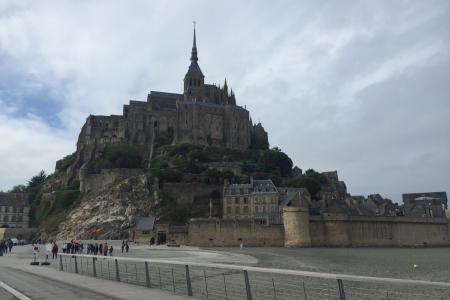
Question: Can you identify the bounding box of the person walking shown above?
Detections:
[95,243,99,255]
[121,240,125,253]
[7,240,13,253]
[103,243,108,256]
[0,240,5,256]
[52,242,58,259]
[125,241,129,254]
[99,243,103,255]
[108,245,113,257]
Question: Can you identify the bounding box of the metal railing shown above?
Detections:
[58,253,450,300]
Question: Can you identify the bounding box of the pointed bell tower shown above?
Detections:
[184,22,205,101]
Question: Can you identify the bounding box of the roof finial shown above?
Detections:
[191,21,198,62]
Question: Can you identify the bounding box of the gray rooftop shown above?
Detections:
[224,179,277,196]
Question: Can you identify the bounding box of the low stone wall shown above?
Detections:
[186,218,284,247]
[310,215,450,247]
[0,228,38,241]
[80,168,144,193]
[183,215,449,248]
[162,182,222,205]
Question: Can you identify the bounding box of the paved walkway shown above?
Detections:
[0,246,190,300]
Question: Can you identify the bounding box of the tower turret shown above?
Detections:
[229,88,236,105]
[184,23,204,101]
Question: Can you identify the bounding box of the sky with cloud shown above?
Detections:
[0,0,449,201]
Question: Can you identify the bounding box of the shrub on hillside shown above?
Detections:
[55,153,76,173]
[88,142,143,173]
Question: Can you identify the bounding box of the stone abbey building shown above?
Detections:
[75,27,268,168]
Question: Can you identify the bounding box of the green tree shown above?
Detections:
[8,185,27,193]
[27,170,47,188]
[261,149,293,177]
[287,169,326,199]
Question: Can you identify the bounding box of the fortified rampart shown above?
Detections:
[186,218,284,247]
[182,213,450,247]
[309,215,449,247]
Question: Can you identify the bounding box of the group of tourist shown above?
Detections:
[0,239,13,255]
[84,242,114,256]
[31,239,134,258]
[61,239,83,254]
[121,240,130,253]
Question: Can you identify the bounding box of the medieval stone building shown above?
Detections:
[0,193,30,229]
[75,27,268,171]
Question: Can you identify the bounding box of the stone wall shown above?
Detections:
[162,182,222,205]
[186,218,284,246]
[182,214,449,248]
[80,168,144,193]
[0,228,37,241]
[309,215,450,247]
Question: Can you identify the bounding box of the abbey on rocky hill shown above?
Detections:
[76,26,268,166]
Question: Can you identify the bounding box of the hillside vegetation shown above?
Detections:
[9,142,326,236]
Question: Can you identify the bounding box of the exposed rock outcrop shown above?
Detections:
[57,174,159,240]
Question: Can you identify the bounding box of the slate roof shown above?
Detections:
[149,91,183,99]
[136,216,155,231]
[186,61,204,77]
[224,180,277,196]
[0,193,29,207]
[277,187,310,206]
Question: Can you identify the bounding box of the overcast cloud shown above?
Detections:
[0,0,449,201]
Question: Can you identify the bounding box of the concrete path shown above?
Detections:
[0,246,190,300]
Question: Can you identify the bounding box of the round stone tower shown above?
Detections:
[283,207,311,247]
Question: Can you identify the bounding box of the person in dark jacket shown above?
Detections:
[52,242,58,259]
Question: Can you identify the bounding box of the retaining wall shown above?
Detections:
[186,218,284,246]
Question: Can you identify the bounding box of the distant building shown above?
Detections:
[0,193,30,228]
[133,216,155,243]
[223,179,279,224]
[402,192,447,218]
[72,25,269,187]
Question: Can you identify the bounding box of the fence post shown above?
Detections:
[185,265,193,296]
[302,281,307,300]
[337,279,346,300]
[145,261,151,288]
[74,256,79,274]
[243,270,253,300]
[115,259,120,282]
[92,257,97,277]
[272,278,277,300]
[59,255,63,271]
[203,270,209,300]
[171,268,175,293]
[223,274,228,300]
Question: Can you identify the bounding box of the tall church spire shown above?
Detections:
[184,22,204,100]
[191,22,198,62]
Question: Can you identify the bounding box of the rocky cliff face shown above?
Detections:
[57,174,159,240]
